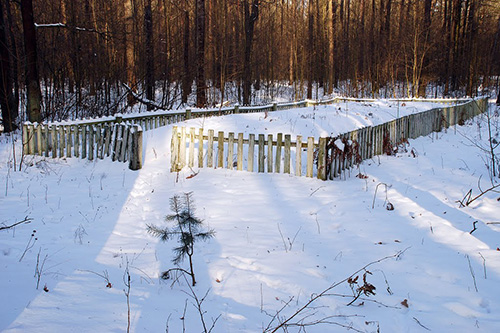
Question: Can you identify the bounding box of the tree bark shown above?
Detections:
[0,0,17,131]
[144,0,154,109]
[243,0,259,106]
[21,0,42,123]
[195,0,207,107]
[124,0,136,106]
[182,11,191,105]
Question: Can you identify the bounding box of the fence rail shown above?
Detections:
[170,97,488,180]
[22,96,487,170]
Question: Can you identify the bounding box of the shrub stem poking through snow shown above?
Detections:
[147,192,215,286]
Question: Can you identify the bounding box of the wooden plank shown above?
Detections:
[66,125,73,158]
[217,131,224,168]
[129,126,143,170]
[27,124,35,155]
[284,134,291,174]
[267,134,273,173]
[295,135,302,177]
[74,125,79,158]
[36,124,42,155]
[207,129,214,168]
[103,124,112,157]
[198,128,204,168]
[52,125,58,158]
[306,137,314,178]
[119,124,128,162]
[112,124,120,162]
[171,126,179,172]
[88,126,94,160]
[237,132,243,171]
[178,127,186,169]
[227,132,234,169]
[258,134,265,172]
[96,124,103,159]
[275,133,282,173]
[81,125,87,159]
[189,127,195,168]
[318,137,326,180]
[248,134,255,172]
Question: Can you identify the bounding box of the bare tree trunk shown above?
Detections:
[195,0,207,107]
[21,0,42,123]
[0,0,17,131]
[307,0,314,99]
[243,0,259,106]
[144,0,154,109]
[182,11,191,104]
[124,0,136,106]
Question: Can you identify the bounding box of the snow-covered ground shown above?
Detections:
[1,100,499,332]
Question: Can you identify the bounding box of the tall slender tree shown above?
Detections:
[0,0,17,131]
[21,0,41,123]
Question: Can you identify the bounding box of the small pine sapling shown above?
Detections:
[147,192,214,286]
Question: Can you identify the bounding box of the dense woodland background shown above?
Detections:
[1,0,500,131]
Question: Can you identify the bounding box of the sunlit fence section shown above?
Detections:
[171,97,488,180]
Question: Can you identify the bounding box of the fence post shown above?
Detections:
[186,108,192,120]
[234,104,240,114]
[272,102,277,111]
[306,137,314,178]
[22,123,29,155]
[318,137,326,180]
[129,125,143,170]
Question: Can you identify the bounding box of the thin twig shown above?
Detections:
[413,317,431,331]
[0,216,32,231]
[466,255,478,292]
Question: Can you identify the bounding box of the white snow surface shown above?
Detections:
[1,101,500,332]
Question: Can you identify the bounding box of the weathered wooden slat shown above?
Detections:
[295,135,302,177]
[237,133,243,171]
[267,134,273,173]
[36,124,42,155]
[207,129,214,168]
[248,134,255,172]
[217,131,224,168]
[88,126,94,161]
[306,137,314,178]
[198,128,204,168]
[318,137,326,180]
[284,134,291,174]
[74,125,80,158]
[258,134,265,173]
[171,126,179,171]
[52,125,58,158]
[82,125,87,159]
[275,133,282,173]
[189,127,195,168]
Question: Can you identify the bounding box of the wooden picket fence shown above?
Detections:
[22,96,486,171]
[170,97,488,180]
[22,122,143,170]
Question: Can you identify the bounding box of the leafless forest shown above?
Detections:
[1,0,499,131]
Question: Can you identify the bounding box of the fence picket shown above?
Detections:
[248,134,255,172]
[296,135,302,177]
[267,134,273,173]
